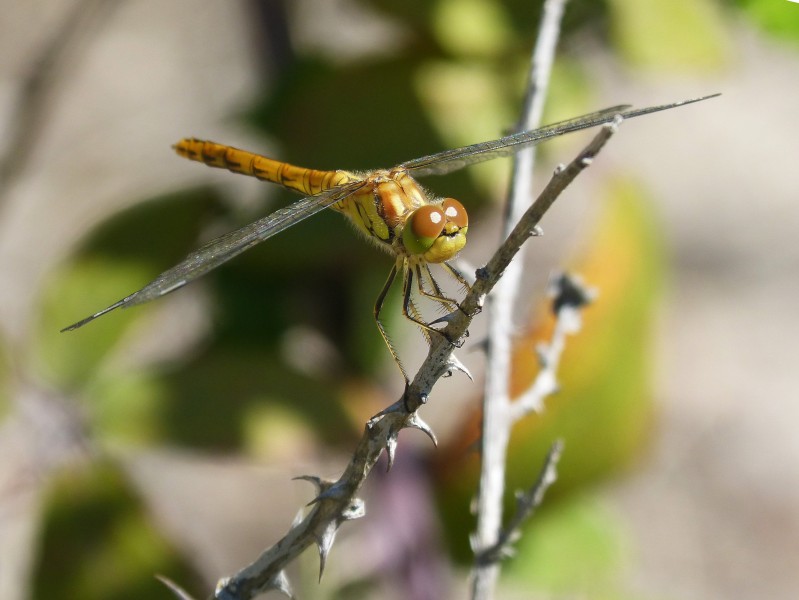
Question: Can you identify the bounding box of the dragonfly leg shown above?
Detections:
[403,264,434,345]
[401,265,457,346]
[375,261,409,383]
[414,264,458,313]
[443,261,477,317]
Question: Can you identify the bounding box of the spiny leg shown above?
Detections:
[400,264,434,345]
[415,264,458,313]
[401,263,450,339]
[374,260,409,383]
[419,264,471,335]
[443,261,472,291]
[440,261,476,322]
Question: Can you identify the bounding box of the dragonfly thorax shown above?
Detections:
[335,169,468,264]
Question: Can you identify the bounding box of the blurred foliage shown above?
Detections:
[506,494,629,598]
[433,178,665,562]
[32,462,196,600]
[607,0,730,70]
[729,0,799,42]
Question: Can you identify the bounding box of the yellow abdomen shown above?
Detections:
[173,138,352,196]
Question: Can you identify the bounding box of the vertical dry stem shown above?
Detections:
[471,1,568,598]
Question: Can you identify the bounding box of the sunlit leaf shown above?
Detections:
[506,494,628,595]
[607,0,730,70]
[34,257,153,388]
[734,0,799,41]
[432,0,517,57]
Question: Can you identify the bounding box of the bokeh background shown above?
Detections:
[0,0,797,599]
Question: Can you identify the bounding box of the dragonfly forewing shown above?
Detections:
[61,180,367,331]
[400,94,719,177]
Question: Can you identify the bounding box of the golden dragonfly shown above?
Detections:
[63,94,717,381]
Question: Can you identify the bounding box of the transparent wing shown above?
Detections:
[62,180,367,331]
[400,94,720,177]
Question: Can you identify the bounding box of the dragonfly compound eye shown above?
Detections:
[403,205,446,255]
[442,198,468,228]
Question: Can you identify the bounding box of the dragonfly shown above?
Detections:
[63,93,718,381]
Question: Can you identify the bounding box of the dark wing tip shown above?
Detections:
[60,299,127,332]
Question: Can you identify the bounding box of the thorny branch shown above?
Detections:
[158,120,624,600]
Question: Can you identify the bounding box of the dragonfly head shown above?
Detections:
[402,198,468,263]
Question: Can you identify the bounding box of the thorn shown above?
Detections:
[428,312,457,327]
[446,354,473,380]
[156,575,196,600]
[385,429,399,471]
[316,521,339,581]
[266,570,294,599]
[293,475,324,492]
[291,507,305,528]
[406,412,438,447]
[531,225,544,236]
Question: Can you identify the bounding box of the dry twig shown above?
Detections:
[472,0,569,596]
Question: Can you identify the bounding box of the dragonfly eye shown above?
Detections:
[442,198,468,228]
[403,205,446,254]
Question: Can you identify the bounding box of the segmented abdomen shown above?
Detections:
[173,138,351,196]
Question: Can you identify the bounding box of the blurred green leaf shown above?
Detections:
[155,349,355,450]
[733,0,799,41]
[607,0,729,70]
[34,257,151,388]
[506,494,628,597]
[431,0,517,57]
[33,462,195,600]
[87,371,169,446]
